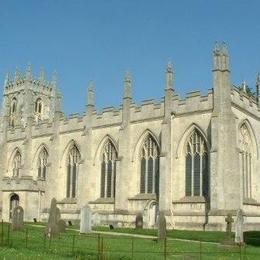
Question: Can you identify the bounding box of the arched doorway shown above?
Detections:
[144,200,159,227]
[148,201,159,227]
[10,194,19,219]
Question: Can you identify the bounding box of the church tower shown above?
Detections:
[2,65,62,127]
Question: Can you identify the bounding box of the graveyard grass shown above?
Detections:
[0,223,259,259]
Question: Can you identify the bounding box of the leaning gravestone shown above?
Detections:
[46,198,61,238]
[135,213,143,229]
[235,209,244,244]
[157,211,167,241]
[80,205,92,233]
[12,206,24,231]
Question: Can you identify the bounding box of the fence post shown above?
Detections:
[43,233,46,250]
[199,239,202,260]
[72,235,75,254]
[97,234,100,259]
[7,224,10,246]
[164,238,167,260]
[1,219,3,245]
[131,237,134,260]
[25,228,28,248]
[101,237,104,260]
[48,234,52,249]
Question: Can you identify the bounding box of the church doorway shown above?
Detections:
[10,194,19,220]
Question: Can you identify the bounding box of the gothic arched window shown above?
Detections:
[240,124,253,199]
[66,145,80,198]
[140,135,160,196]
[100,140,117,198]
[10,98,17,127]
[12,151,21,177]
[37,148,48,180]
[185,130,208,197]
[35,98,43,121]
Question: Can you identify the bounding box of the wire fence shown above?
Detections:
[0,221,259,259]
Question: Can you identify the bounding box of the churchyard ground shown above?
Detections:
[0,222,259,259]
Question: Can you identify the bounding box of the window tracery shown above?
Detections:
[185,130,208,197]
[240,124,253,199]
[37,148,48,180]
[140,135,160,196]
[66,145,80,198]
[100,140,117,198]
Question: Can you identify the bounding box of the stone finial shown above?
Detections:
[25,63,32,81]
[166,61,174,90]
[124,71,132,99]
[39,67,45,85]
[54,88,62,114]
[222,42,229,56]
[213,42,229,71]
[214,41,221,55]
[242,80,247,93]
[4,73,9,88]
[14,67,20,81]
[51,70,57,88]
[87,81,95,106]
[256,73,260,107]
[257,72,260,86]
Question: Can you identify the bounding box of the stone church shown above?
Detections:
[0,44,260,231]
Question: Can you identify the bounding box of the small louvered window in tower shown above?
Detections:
[12,151,21,177]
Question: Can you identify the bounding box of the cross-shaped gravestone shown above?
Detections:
[225,213,234,237]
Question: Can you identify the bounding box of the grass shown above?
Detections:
[0,223,258,259]
[93,226,229,243]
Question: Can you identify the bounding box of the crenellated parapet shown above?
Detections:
[172,90,213,115]
[4,65,56,96]
[231,86,260,118]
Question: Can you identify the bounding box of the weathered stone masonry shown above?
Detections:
[1,44,260,231]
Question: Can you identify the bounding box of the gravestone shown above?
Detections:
[80,205,92,233]
[235,209,244,244]
[157,211,166,241]
[225,213,234,238]
[12,206,24,231]
[135,213,143,229]
[221,213,235,245]
[46,198,61,238]
[58,219,66,233]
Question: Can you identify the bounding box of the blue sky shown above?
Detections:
[1,0,260,115]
